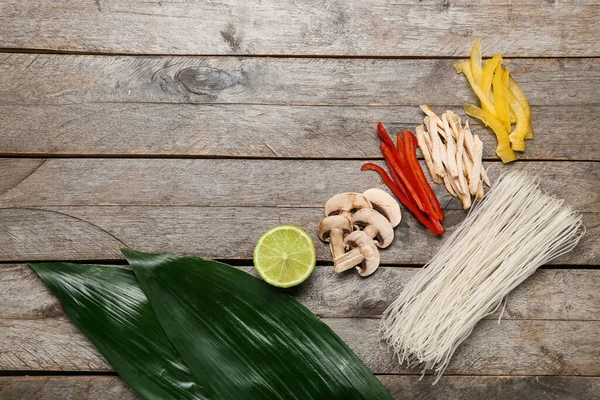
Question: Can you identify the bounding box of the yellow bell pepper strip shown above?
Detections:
[464,104,517,163]
[505,86,528,152]
[503,69,517,124]
[470,38,484,87]
[482,54,503,99]
[493,64,511,133]
[457,61,498,117]
[508,76,534,140]
[453,62,463,74]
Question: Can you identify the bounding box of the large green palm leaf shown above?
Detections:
[29,262,207,400]
[124,248,392,400]
[30,250,393,400]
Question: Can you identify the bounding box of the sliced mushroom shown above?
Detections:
[323,192,372,219]
[351,209,394,248]
[333,231,380,277]
[362,188,402,228]
[317,215,352,260]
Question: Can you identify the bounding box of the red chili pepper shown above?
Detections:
[377,122,397,154]
[400,131,438,219]
[395,133,408,168]
[361,162,421,217]
[402,130,443,220]
[403,130,445,222]
[386,161,409,199]
[380,143,427,212]
[426,214,445,235]
[361,163,444,235]
[378,123,409,170]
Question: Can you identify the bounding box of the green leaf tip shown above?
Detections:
[28,261,208,400]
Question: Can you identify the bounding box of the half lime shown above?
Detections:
[253,225,316,288]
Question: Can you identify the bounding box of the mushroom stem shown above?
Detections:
[329,228,346,259]
[334,249,364,273]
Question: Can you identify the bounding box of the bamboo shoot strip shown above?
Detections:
[380,171,584,384]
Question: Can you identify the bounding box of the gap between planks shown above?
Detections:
[3,48,600,59]
[0,371,597,377]
[1,155,599,162]
[0,260,598,270]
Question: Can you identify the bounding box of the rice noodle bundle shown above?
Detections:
[380,171,584,383]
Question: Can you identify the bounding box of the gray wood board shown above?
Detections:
[0,2,598,56]
[1,317,598,376]
[1,159,597,211]
[2,55,597,106]
[3,264,598,321]
[378,375,600,400]
[1,104,597,160]
[0,159,597,263]
[0,206,596,264]
[1,376,598,400]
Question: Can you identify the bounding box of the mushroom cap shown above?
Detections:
[363,188,402,228]
[317,215,352,242]
[344,231,380,277]
[351,208,394,248]
[324,192,372,217]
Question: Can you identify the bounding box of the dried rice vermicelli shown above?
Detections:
[380,171,584,383]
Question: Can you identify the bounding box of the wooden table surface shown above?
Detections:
[0,1,599,399]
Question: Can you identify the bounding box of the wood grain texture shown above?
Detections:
[3,264,598,321]
[0,159,596,263]
[1,104,598,160]
[0,1,598,56]
[378,375,600,400]
[1,317,598,375]
[2,55,598,106]
[0,206,596,264]
[1,376,598,400]
[0,159,45,197]
[0,159,597,211]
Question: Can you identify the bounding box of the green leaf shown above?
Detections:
[123,248,393,400]
[29,262,207,400]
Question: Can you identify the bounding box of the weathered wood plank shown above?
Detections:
[1,375,598,400]
[0,206,596,264]
[378,375,600,400]
[0,1,598,56]
[0,376,138,400]
[1,317,597,375]
[2,55,598,106]
[3,264,598,321]
[1,104,598,160]
[0,159,45,197]
[0,159,596,263]
[1,160,597,211]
